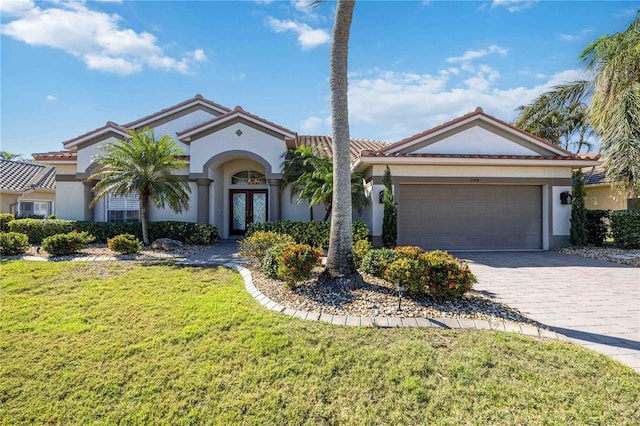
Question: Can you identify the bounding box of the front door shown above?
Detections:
[230,190,267,235]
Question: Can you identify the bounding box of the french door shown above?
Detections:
[230,190,267,235]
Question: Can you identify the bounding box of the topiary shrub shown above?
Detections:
[610,210,640,249]
[360,248,398,278]
[570,171,588,246]
[585,210,610,246]
[381,165,397,248]
[42,231,96,256]
[276,243,322,289]
[0,232,29,255]
[239,231,295,262]
[352,239,372,269]
[420,250,476,300]
[107,233,142,254]
[0,213,15,232]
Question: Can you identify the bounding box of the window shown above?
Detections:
[18,201,50,218]
[107,192,140,222]
[231,170,266,185]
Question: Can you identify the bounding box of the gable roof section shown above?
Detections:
[378,107,574,158]
[297,135,388,163]
[177,106,298,142]
[32,151,77,163]
[62,122,129,150]
[60,94,232,151]
[123,94,230,129]
[0,160,56,192]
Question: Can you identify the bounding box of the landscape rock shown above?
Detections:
[151,238,184,251]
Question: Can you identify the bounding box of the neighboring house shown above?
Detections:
[0,159,56,217]
[33,95,599,250]
[582,163,640,210]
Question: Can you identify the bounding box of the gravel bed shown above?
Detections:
[248,265,541,326]
[556,247,640,267]
[5,243,210,261]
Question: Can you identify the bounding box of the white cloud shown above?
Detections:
[232,72,246,81]
[266,17,329,50]
[46,94,58,102]
[0,0,34,15]
[557,29,592,42]
[447,44,509,63]
[1,2,206,75]
[346,67,586,142]
[491,0,538,12]
[299,116,325,133]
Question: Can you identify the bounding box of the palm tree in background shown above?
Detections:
[89,127,191,245]
[514,11,640,195]
[0,151,24,161]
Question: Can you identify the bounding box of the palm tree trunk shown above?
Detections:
[141,192,150,246]
[324,0,360,287]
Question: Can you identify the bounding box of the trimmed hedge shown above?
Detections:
[585,210,610,247]
[0,213,15,232]
[42,231,96,256]
[108,234,142,254]
[8,219,218,245]
[246,220,369,249]
[610,210,640,249]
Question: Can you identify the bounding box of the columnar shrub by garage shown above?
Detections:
[570,171,588,246]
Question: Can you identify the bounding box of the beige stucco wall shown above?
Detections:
[0,192,20,214]
[585,185,627,210]
[0,190,56,215]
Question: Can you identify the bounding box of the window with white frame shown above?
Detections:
[18,201,51,218]
[107,192,140,222]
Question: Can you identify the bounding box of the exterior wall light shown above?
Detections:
[560,191,572,205]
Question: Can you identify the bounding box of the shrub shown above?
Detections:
[108,234,142,254]
[360,248,397,278]
[42,231,96,256]
[239,231,295,262]
[610,210,640,249]
[247,220,369,249]
[383,256,427,295]
[421,250,476,300]
[382,165,397,248]
[570,171,588,246]
[276,243,322,288]
[262,242,290,279]
[0,232,29,255]
[0,213,15,232]
[585,210,610,246]
[352,239,372,269]
[394,246,425,259]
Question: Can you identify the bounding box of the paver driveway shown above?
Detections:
[454,251,640,373]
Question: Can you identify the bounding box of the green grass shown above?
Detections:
[1,260,639,425]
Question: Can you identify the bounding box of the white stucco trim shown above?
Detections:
[63,127,129,149]
[128,100,228,129]
[353,156,600,171]
[179,111,296,141]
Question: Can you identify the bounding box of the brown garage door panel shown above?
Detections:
[398,185,542,250]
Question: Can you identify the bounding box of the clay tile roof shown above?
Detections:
[297,136,389,163]
[359,152,582,160]
[123,94,231,128]
[32,151,77,162]
[581,163,610,185]
[177,106,298,139]
[0,159,56,191]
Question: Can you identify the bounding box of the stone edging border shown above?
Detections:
[225,262,567,341]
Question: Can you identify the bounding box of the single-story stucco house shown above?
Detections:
[33,94,599,250]
[582,163,640,210]
[0,159,56,217]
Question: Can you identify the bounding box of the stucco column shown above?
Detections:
[268,179,282,221]
[83,179,96,221]
[195,178,213,224]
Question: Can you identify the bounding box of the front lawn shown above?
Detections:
[2,260,639,424]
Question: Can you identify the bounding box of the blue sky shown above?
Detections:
[1,0,637,157]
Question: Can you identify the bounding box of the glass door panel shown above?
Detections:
[232,192,247,232]
[252,193,267,224]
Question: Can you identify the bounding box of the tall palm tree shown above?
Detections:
[89,127,191,245]
[515,11,640,194]
[323,0,359,286]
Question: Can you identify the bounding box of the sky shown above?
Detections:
[1,0,638,158]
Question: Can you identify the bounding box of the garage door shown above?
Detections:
[398,184,542,250]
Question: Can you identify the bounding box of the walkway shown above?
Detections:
[455,251,640,373]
